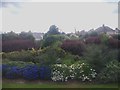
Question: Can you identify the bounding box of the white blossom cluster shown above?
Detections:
[51,64,69,82]
[69,63,97,81]
[51,63,97,82]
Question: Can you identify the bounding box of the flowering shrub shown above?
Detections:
[69,62,97,81]
[5,66,22,79]
[51,64,70,82]
[22,65,39,80]
[2,63,96,82]
[2,64,10,76]
[2,64,23,79]
[51,62,97,82]
[39,66,51,80]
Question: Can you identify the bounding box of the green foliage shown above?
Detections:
[98,60,120,83]
[41,35,69,48]
[100,34,109,45]
[69,61,97,81]
[19,31,35,41]
[2,31,19,41]
[2,50,37,62]
[2,31,35,41]
[69,34,79,40]
[47,25,60,35]
[83,44,118,72]
[43,25,60,39]
[34,46,66,65]
[61,53,79,66]
[2,59,34,68]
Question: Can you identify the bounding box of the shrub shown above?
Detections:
[22,65,39,80]
[108,38,120,48]
[85,36,101,44]
[51,64,70,82]
[2,50,36,62]
[2,64,23,79]
[83,44,113,72]
[61,40,85,56]
[2,39,35,52]
[42,35,68,48]
[98,60,120,83]
[61,53,78,66]
[39,66,51,80]
[100,34,109,45]
[34,47,65,65]
[69,61,97,81]
[2,60,35,68]
[2,64,10,77]
[5,66,22,79]
[51,62,97,82]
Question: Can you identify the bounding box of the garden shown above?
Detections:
[1,25,120,89]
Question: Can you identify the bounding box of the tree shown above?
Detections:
[19,31,35,41]
[43,25,60,39]
[47,25,60,35]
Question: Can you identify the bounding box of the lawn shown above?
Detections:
[2,79,119,88]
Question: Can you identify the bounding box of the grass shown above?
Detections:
[2,79,119,88]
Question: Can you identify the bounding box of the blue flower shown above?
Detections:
[39,66,51,80]
[22,65,39,80]
[5,66,22,79]
[2,64,10,77]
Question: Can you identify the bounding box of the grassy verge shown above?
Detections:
[2,79,119,88]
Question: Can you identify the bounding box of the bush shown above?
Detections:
[2,64,23,79]
[2,50,37,62]
[42,35,68,48]
[2,64,10,77]
[22,65,39,80]
[61,40,85,56]
[100,34,109,45]
[108,38,120,48]
[34,47,65,65]
[2,64,51,80]
[61,53,79,66]
[69,61,97,81]
[83,44,116,72]
[98,60,120,83]
[85,36,101,44]
[5,66,22,79]
[39,66,51,80]
[51,62,97,82]
[2,60,35,68]
[2,39,35,52]
[51,64,70,82]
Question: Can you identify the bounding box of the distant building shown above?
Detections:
[115,28,120,34]
[32,32,44,40]
[75,30,87,36]
[95,24,115,35]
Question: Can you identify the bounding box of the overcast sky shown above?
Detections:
[1,0,119,33]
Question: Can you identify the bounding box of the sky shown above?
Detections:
[0,0,119,33]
